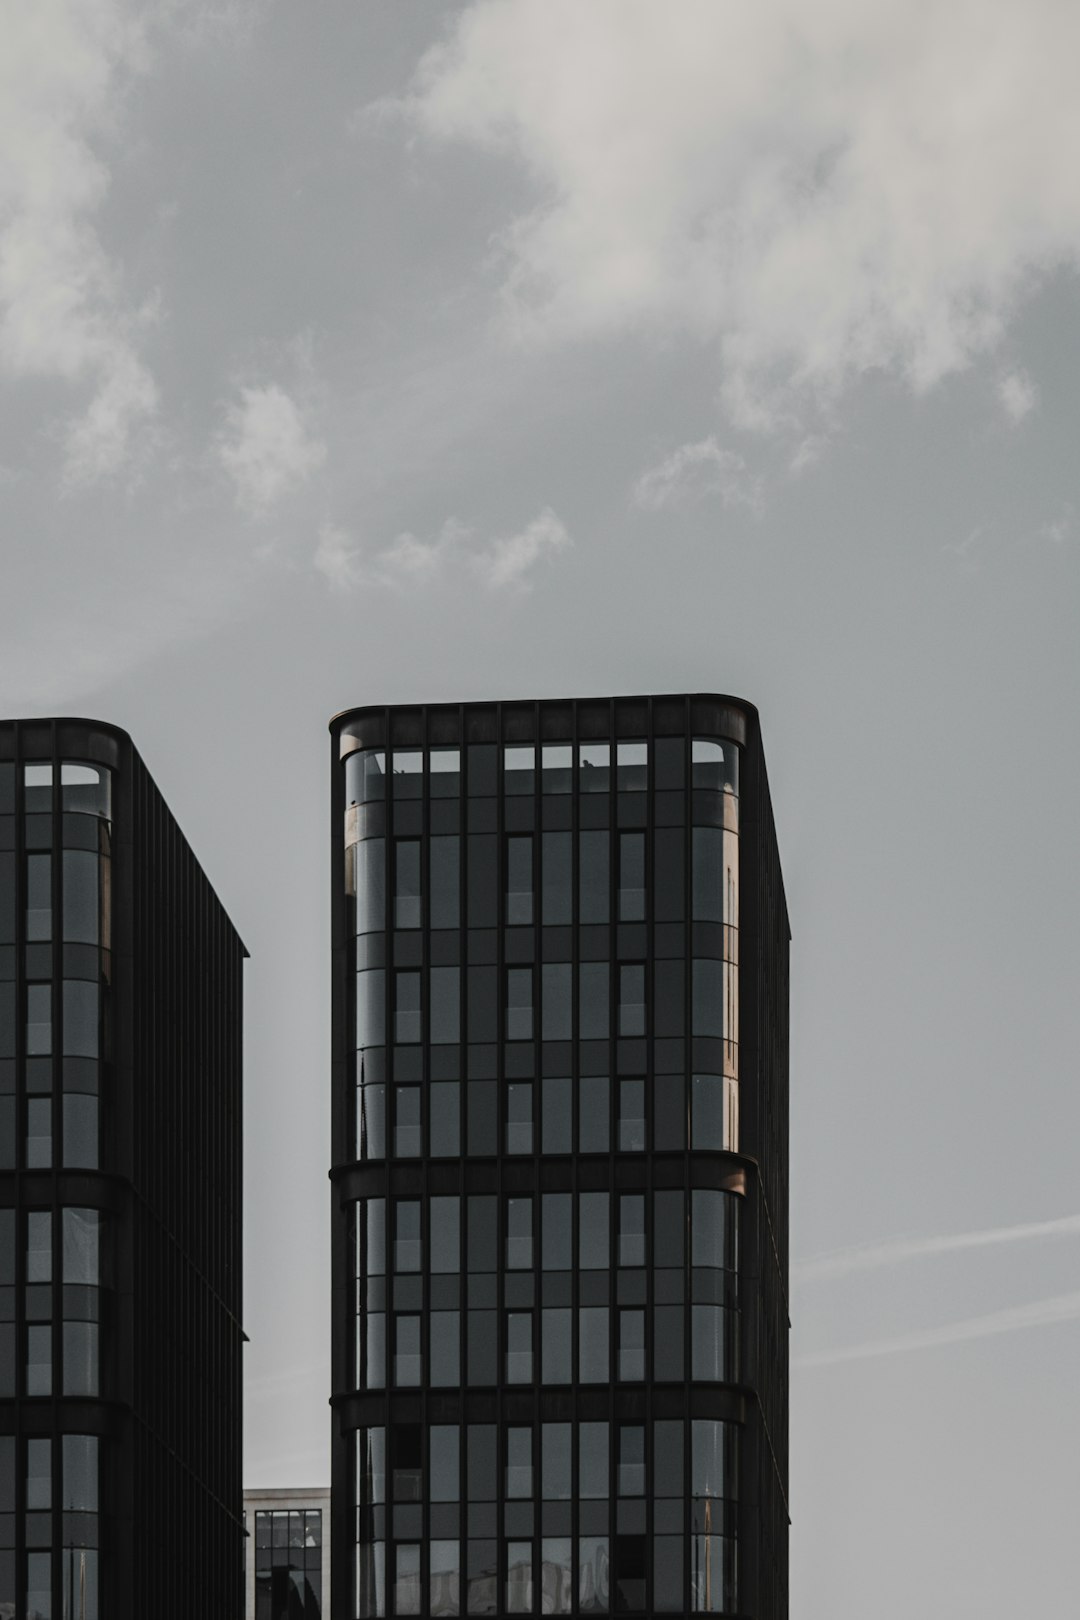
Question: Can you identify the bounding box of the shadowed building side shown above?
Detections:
[0,718,246,1620]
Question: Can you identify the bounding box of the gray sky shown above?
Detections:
[3,2,1079,1611]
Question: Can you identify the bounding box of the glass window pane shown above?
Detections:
[394,842,421,929]
[579,832,609,925]
[541,964,572,1042]
[430,838,460,929]
[578,744,609,792]
[26,855,51,941]
[616,741,647,792]
[504,746,535,795]
[431,967,461,1045]
[579,1194,609,1270]
[579,964,609,1042]
[430,1198,460,1274]
[62,850,99,946]
[542,1077,572,1154]
[541,833,571,925]
[541,745,572,794]
[578,1076,609,1153]
[542,1423,571,1500]
[356,839,385,936]
[506,836,533,925]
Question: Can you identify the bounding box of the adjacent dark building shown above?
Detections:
[330,696,789,1619]
[0,719,246,1619]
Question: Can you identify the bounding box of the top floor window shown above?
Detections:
[578,743,610,793]
[430,748,460,797]
[541,745,572,795]
[391,751,423,800]
[346,750,385,807]
[616,741,647,792]
[692,739,738,797]
[504,747,535,795]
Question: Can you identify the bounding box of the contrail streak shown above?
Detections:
[795,1288,1080,1368]
[793,1212,1080,1284]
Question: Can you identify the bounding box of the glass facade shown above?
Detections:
[1,720,246,1620]
[0,753,112,1620]
[331,697,789,1618]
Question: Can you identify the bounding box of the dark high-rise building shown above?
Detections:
[0,719,246,1620]
[330,696,789,1619]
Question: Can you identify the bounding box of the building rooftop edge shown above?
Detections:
[0,714,249,957]
[329,692,762,732]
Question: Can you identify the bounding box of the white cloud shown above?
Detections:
[997,369,1038,422]
[315,507,572,593]
[219,384,326,515]
[0,0,159,481]
[402,0,1080,427]
[795,1289,1080,1368]
[795,1211,1080,1285]
[632,436,762,513]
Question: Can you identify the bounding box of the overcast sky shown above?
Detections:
[3,2,1079,1611]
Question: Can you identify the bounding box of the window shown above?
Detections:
[395,1316,421,1386]
[618,1310,645,1380]
[692,828,723,923]
[506,1544,531,1614]
[506,1428,533,1499]
[395,841,421,928]
[430,1198,460,1274]
[26,855,51,941]
[579,1194,609,1270]
[579,963,609,1041]
[541,964,572,1041]
[431,1427,460,1500]
[356,969,385,1049]
[345,748,385,806]
[63,980,99,1059]
[618,1196,645,1267]
[618,965,645,1038]
[542,1423,572,1501]
[541,744,572,794]
[61,760,110,819]
[26,984,51,1056]
[542,1076,572,1154]
[578,1076,609,1153]
[692,960,723,1040]
[392,750,423,800]
[430,967,460,1045]
[616,740,647,792]
[617,834,644,922]
[430,747,461,797]
[506,1083,532,1154]
[618,1080,645,1152]
[355,840,385,936]
[506,969,533,1041]
[62,850,99,945]
[504,746,535,795]
[541,833,571,924]
[618,1428,645,1496]
[579,743,610,792]
[506,836,533,925]
[394,1203,421,1272]
[430,837,460,929]
[506,1199,533,1270]
[579,831,609,924]
[394,971,421,1044]
[394,1086,420,1157]
[505,1312,532,1382]
[579,1307,609,1383]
